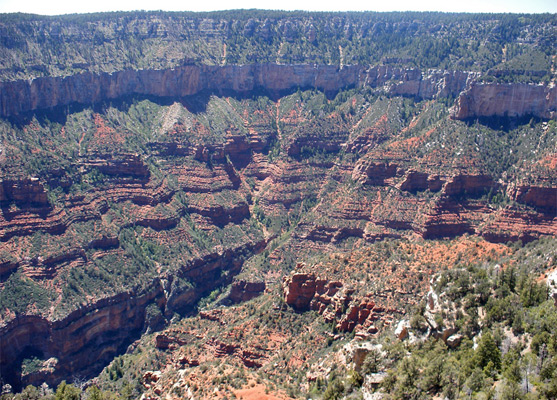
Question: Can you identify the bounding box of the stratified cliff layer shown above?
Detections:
[1,64,555,120]
[0,64,474,117]
[451,82,557,120]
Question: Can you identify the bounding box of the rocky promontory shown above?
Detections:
[450,82,557,120]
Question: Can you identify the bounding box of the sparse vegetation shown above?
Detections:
[0,9,556,400]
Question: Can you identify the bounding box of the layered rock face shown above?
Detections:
[0,178,50,207]
[0,239,264,390]
[0,147,267,389]
[0,64,471,117]
[283,272,390,334]
[0,288,164,389]
[227,280,266,303]
[2,64,553,121]
[450,82,557,120]
[2,63,553,121]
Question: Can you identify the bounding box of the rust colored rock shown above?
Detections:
[326,282,343,296]
[373,305,385,313]
[514,186,557,213]
[338,319,356,332]
[363,301,375,310]
[367,325,378,334]
[179,357,199,367]
[399,171,429,192]
[228,280,266,303]
[442,174,496,197]
[240,350,264,368]
[347,305,360,322]
[143,371,161,384]
[155,334,173,350]
[358,308,371,324]
[199,310,222,322]
[422,197,477,239]
[399,171,444,193]
[0,178,50,207]
[480,208,556,243]
[83,154,150,179]
[283,273,317,310]
[435,327,458,342]
[136,216,179,231]
[427,175,444,192]
[214,341,237,357]
[352,161,398,185]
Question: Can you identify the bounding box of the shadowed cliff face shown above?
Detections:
[0,289,163,391]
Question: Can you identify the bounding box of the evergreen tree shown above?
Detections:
[54,382,81,400]
[476,332,501,374]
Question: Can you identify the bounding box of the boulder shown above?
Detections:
[395,320,410,340]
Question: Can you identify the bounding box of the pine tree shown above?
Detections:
[476,332,501,374]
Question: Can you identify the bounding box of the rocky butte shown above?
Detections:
[0,10,555,398]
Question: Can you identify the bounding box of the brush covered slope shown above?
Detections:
[93,237,557,400]
[0,9,555,399]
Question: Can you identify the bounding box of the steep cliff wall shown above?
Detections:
[0,287,163,390]
[0,238,263,391]
[450,82,557,120]
[0,64,477,118]
[2,64,553,120]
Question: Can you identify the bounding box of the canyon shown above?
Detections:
[0,10,555,398]
[0,83,554,390]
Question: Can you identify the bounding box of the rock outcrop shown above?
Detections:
[283,272,402,335]
[2,63,553,121]
[0,237,264,391]
[450,82,557,120]
[513,185,557,214]
[227,280,266,303]
[0,178,50,207]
